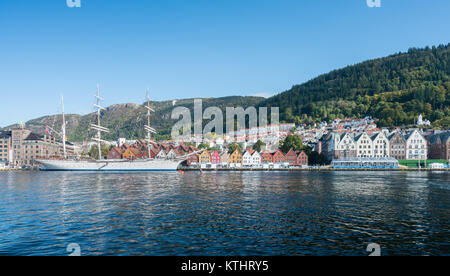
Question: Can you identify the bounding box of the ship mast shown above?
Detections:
[90,85,110,160]
[144,89,156,159]
[61,95,67,159]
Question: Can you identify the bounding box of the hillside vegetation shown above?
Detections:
[259,44,450,128]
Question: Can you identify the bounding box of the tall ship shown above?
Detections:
[37,87,194,171]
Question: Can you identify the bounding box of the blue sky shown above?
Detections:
[0,0,449,126]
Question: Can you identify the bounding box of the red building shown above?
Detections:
[186,154,199,166]
[107,147,124,160]
[284,148,298,166]
[261,151,273,163]
[296,151,308,166]
[211,151,221,164]
[272,150,285,164]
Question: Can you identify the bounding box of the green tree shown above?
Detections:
[88,144,112,160]
[253,140,266,152]
[227,143,242,154]
[280,135,304,153]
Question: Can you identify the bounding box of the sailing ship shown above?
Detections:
[37,86,194,171]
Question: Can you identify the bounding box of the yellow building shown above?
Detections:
[199,150,211,164]
[229,149,243,165]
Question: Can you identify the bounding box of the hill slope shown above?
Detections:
[4,96,264,142]
[259,44,450,128]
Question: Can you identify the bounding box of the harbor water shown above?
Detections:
[0,171,448,256]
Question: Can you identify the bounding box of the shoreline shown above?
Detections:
[1,168,448,172]
[182,168,450,172]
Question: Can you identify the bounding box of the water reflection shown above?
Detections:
[0,171,448,256]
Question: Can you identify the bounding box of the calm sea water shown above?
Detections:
[0,170,448,256]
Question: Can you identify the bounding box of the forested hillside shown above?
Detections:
[3,96,264,142]
[259,44,450,128]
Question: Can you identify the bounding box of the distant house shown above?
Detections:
[186,154,199,166]
[242,149,254,167]
[296,151,308,166]
[166,148,179,159]
[405,129,427,160]
[123,147,143,160]
[251,151,262,166]
[107,147,123,160]
[285,148,298,166]
[427,132,450,161]
[229,149,243,168]
[389,132,407,160]
[261,151,273,164]
[220,152,230,166]
[272,150,285,164]
[199,150,211,164]
[211,151,221,165]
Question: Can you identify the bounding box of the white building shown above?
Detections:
[405,129,427,160]
[372,132,390,158]
[242,150,253,167]
[251,151,262,167]
[355,132,374,158]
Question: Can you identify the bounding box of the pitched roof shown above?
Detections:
[24,132,44,141]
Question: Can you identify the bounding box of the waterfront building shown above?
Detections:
[405,129,427,160]
[11,127,31,166]
[251,151,262,166]
[122,147,143,160]
[296,151,308,166]
[285,148,298,166]
[389,131,407,160]
[355,132,374,158]
[371,132,390,158]
[22,133,69,166]
[229,149,243,168]
[335,133,357,159]
[272,150,285,164]
[210,151,221,165]
[242,149,254,167]
[0,131,11,164]
[261,151,273,164]
[220,152,230,167]
[107,147,124,160]
[199,150,211,164]
[186,153,199,167]
[166,148,179,159]
[427,131,450,161]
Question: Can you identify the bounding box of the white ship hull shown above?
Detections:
[37,159,182,171]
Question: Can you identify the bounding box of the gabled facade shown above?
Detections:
[123,147,143,160]
[107,147,123,160]
[251,151,262,166]
[272,150,285,164]
[242,149,254,167]
[355,132,374,158]
[427,131,450,161]
[389,132,406,160]
[405,129,427,160]
[261,151,273,163]
[335,133,357,159]
[285,148,298,166]
[229,149,243,166]
[220,152,229,165]
[210,151,221,164]
[371,132,390,158]
[296,151,308,166]
[199,150,211,164]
